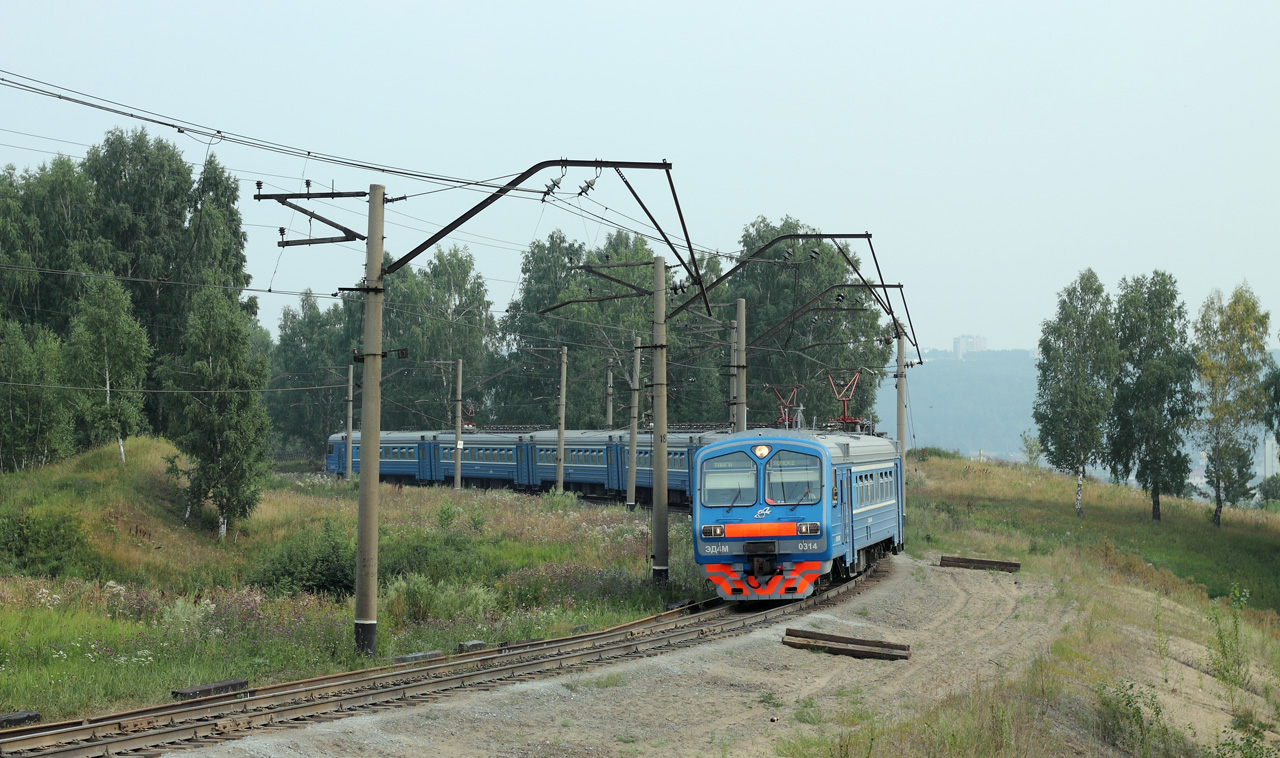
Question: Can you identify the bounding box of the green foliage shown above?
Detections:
[381,574,498,624]
[1257,475,1280,505]
[912,446,962,461]
[1033,269,1119,517]
[0,319,72,471]
[0,504,98,578]
[163,289,272,539]
[1018,429,1042,468]
[380,245,496,430]
[249,519,355,596]
[1203,438,1257,507]
[1194,284,1274,525]
[0,128,254,445]
[495,230,658,427]
[725,216,890,426]
[65,278,152,458]
[792,696,823,725]
[1264,366,1280,451]
[1106,271,1197,520]
[267,291,349,460]
[1207,584,1252,708]
[1095,680,1197,758]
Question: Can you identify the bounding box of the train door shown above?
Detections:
[842,469,854,551]
[830,466,843,549]
[516,442,539,487]
[417,442,431,482]
[606,444,620,492]
[895,458,905,550]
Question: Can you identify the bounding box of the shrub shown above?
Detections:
[0,504,98,578]
[249,519,355,596]
[382,574,498,624]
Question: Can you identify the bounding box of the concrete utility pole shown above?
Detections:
[652,256,669,582]
[735,297,747,432]
[728,320,737,428]
[626,335,640,511]
[895,320,907,457]
[345,365,354,481]
[556,345,567,492]
[606,365,614,428]
[454,359,463,490]
[354,184,385,657]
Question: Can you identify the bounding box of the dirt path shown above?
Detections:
[190,555,1071,757]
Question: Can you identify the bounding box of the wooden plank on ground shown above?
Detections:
[940,555,1020,572]
[0,711,40,729]
[171,678,248,700]
[784,628,910,652]
[781,636,910,660]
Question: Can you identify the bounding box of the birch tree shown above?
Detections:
[1033,269,1119,518]
[165,290,271,540]
[1193,285,1272,527]
[66,278,151,462]
[1105,271,1196,521]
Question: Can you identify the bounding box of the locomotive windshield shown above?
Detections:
[700,451,758,507]
[764,450,822,505]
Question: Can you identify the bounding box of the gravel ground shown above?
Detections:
[189,554,1068,757]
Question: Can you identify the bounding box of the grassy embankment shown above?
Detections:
[0,436,706,721]
[775,449,1280,758]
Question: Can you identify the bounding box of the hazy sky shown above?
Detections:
[2,2,1277,352]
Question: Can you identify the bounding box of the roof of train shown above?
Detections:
[327,427,897,463]
[329,428,735,446]
[696,428,899,465]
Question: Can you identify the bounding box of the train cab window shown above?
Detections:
[328,444,335,456]
[700,451,758,507]
[765,451,821,505]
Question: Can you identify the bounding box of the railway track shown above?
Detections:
[0,564,883,757]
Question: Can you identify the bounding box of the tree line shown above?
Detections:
[269,218,891,456]
[1,129,892,536]
[1034,268,1279,525]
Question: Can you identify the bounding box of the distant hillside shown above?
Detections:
[874,349,1036,459]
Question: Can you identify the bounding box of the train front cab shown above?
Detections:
[693,435,833,600]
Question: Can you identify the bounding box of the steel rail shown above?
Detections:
[4,566,880,757]
[0,604,728,754]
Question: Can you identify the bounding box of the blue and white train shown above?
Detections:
[325,429,721,506]
[692,429,903,601]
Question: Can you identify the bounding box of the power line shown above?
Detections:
[0,70,551,196]
[0,379,344,394]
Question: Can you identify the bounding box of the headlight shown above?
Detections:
[796,522,821,536]
[701,524,725,538]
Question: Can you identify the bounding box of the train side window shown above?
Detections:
[328,444,335,456]
[353,446,360,460]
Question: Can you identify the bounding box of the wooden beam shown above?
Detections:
[940,556,1021,573]
[781,636,910,660]
[784,628,910,652]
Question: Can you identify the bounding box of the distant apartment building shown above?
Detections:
[953,334,987,359]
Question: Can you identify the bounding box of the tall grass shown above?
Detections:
[906,456,1280,612]
[1,441,713,720]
